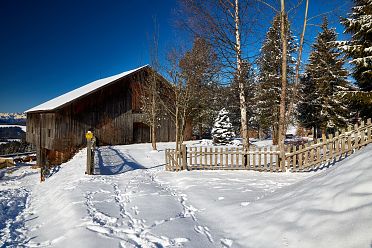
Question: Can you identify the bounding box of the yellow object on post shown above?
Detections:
[86,131,93,141]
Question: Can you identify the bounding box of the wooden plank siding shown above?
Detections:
[26,68,176,166]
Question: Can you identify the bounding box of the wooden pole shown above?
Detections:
[182,144,187,170]
[87,141,92,175]
[167,149,169,170]
[269,147,273,172]
[86,130,94,175]
[210,147,213,170]
[367,118,371,143]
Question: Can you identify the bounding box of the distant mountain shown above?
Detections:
[0,113,26,125]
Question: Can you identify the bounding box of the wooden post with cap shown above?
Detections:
[86,130,94,175]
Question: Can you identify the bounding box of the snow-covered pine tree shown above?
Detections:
[305,17,350,138]
[211,108,235,145]
[297,74,322,138]
[256,14,296,144]
[339,0,372,91]
[338,0,372,118]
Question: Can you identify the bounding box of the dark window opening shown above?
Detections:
[133,122,150,143]
[48,129,51,138]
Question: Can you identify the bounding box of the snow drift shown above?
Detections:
[197,144,372,248]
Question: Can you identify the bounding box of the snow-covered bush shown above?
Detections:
[211,108,235,145]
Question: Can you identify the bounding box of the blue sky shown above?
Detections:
[0,0,351,112]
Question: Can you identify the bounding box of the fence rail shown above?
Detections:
[165,118,372,173]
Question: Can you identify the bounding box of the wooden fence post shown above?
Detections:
[368,118,372,143]
[86,131,95,175]
[165,149,167,170]
[279,147,286,172]
[182,144,187,170]
[86,142,92,175]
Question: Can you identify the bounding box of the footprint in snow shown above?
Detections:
[131,206,139,215]
[86,225,111,235]
[221,238,233,247]
[194,225,213,243]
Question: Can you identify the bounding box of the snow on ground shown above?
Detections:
[0,125,27,132]
[286,125,297,135]
[0,142,372,247]
[0,166,38,246]
[195,138,274,148]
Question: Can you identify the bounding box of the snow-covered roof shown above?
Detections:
[26,65,149,113]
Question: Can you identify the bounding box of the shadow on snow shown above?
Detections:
[95,146,146,175]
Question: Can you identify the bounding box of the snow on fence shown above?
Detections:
[165,118,372,173]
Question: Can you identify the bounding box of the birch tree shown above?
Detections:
[286,0,309,124]
[180,0,251,150]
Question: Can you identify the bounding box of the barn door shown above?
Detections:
[133,122,150,143]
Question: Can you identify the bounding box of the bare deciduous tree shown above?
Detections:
[160,48,193,155]
[286,0,309,126]
[180,0,252,150]
[178,37,220,138]
[137,19,162,150]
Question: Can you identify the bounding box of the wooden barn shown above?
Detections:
[26,65,176,166]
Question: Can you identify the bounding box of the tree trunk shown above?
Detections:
[151,124,157,150]
[234,0,249,150]
[151,88,157,150]
[272,124,278,145]
[258,125,263,140]
[175,104,180,155]
[278,0,288,153]
[184,117,193,141]
[286,0,309,124]
[199,123,203,139]
[313,126,316,140]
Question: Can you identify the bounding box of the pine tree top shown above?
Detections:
[338,0,372,90]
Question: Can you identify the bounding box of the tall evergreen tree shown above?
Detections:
[256,14,296,144]
[297,74,321,138]
[305,18,350,138]
[338,0,372,118]
[339,0,372,90]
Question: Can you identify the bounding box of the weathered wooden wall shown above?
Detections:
[26,112,55,150]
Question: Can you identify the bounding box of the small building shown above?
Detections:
[26,65,175,166]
